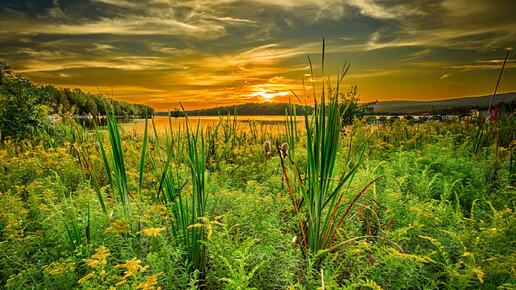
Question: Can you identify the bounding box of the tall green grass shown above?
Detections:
[138,112,149,194]
[184,116,208,276]
[285,101,298,161]
[97,105,131,219]
[158,107,211,279]
[282,40,378,254]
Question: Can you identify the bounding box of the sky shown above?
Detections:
[1,0,515,110]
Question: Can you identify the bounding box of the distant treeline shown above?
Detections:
[163,103,314,117]
[38,86,154,117]
[373,102,516,116]
[0,62,154,117]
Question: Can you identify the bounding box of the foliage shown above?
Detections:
[38,85,154,117]
[0,61,153,118]
[339,85,376,125]
[0,117,514,288]
[0,66,52,141]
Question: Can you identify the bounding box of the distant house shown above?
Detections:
[419,113,430,121]
[487,107,500,121]
[404,114,414,121]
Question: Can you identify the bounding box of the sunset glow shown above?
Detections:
[0,1,515,110]
[246,89,289,102]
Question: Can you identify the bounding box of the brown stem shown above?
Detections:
[277,143,308,249]
[328,176,382,245]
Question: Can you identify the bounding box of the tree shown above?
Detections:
[0,60,155,131]
[0,61,12,77]
[84,99,98,116]
[339,85,376,125]
[0,70,50,141]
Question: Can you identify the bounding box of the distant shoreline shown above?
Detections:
[157,92,515,116]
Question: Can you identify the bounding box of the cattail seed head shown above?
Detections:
[280,142,289,158]
[263,140,272,156]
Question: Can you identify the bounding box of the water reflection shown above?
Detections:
[74,115,306,136]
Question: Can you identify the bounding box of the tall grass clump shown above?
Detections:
[285,101,298,161]
[138,112,149,194]
[282,40,378,255]
[185,118,208,276]
[163,107,209,280]
[97,105,131,219]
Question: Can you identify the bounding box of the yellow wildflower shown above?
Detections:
[187,223,203,229]
[418,235,442,248]
[78,271,96,284]
[352,248,361,255]
[43,261,75,276]
[139,227,166,237]
[140,205,168,221]
[115,258,148,278]
[197,216,210,223]
[472,268,484,284]
[136,272,163,290]
[357,241,371,250]
[364,278,383,290]
[105,220,131,235]
[206,224,213,240]
[391,251,435,264]
[84,245,110,269]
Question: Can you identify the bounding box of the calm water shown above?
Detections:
[120,115,305,135]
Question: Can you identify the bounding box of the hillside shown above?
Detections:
[177,92,516,116]
[372,92,516,114]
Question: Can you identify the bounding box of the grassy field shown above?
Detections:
[0,106,514,289]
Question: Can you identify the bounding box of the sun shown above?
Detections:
[256,90,289,102]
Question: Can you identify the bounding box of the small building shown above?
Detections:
[487,107,500,122]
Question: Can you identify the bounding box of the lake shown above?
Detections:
[119,115,306,136]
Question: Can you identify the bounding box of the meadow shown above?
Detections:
[0,98,515,289]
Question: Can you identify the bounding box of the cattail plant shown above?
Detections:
[279,142,289,159]
[280,40,379,255]
[263,139,273,157]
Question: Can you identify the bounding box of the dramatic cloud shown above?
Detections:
[0,0,514,109]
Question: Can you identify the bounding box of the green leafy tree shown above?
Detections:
[0,63,50,140]
[0,61,154,141]
[84,99,98,116]
[339,85,376,125]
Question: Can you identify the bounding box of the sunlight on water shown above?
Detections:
[121,115,306,135]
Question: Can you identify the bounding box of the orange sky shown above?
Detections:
[1,0,515,110]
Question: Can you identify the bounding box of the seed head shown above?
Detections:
[280,142,289,158]
[263,140,272,156]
